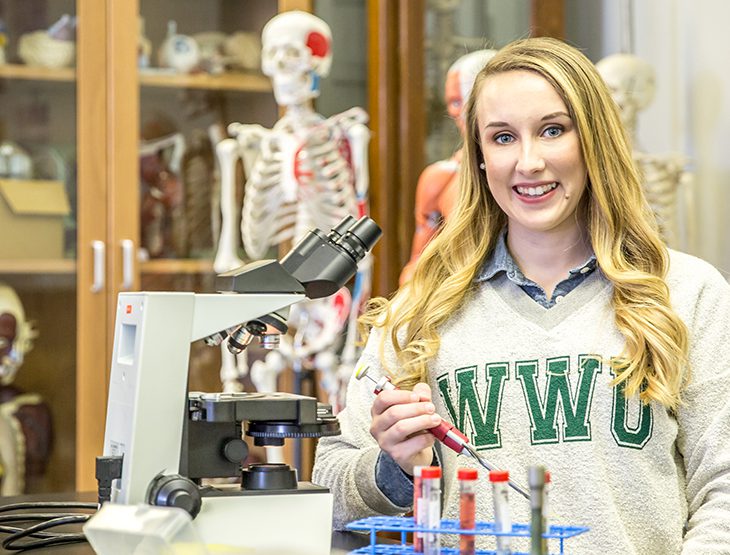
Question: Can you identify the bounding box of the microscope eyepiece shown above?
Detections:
[279,215,382,299]
[327,215,357,241]
[335,217,382,263]
[218,215,382,300]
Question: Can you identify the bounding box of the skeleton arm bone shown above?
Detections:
[213,138,244,273]
[345,122,370,204]
[228,123,270,174]
[328,108,370,204]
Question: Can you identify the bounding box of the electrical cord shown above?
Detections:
[0,456,122,551]
[0,502,97,551]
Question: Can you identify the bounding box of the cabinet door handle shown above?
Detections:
[120,239,135,291]
[91,240,106,293]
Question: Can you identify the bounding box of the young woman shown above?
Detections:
[313,37,730,553]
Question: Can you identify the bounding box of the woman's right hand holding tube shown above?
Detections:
[369,382,441,475]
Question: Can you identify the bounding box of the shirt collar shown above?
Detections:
[474,228,597,283]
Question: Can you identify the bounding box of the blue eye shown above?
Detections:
[543,126,563,138]
[494,133,514,145]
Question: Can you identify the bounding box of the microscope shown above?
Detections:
[99,215,381,554]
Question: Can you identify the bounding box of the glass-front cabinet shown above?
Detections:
[0,0,80,495]
[0,0,308,495]
[0,0,557,496]
[134,0,280,403]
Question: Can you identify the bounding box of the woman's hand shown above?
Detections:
[369,382,441,475]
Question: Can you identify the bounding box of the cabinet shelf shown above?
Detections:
[0,259,217,275]
[0,64,271,93]
[140,258,215,275]
[139,70,271,92]
[0,259,76,274]
[0,63,75,82]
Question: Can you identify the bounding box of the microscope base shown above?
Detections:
[195,485,333,555]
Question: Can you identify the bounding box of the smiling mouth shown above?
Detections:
[514,182,558,197]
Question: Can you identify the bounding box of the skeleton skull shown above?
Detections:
[0,284,34,385]
[261,10,333,106]
[596,53,656,139]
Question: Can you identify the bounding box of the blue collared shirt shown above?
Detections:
[374,229,598,506]
[474,229,597,309]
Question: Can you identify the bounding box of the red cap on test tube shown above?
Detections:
[421,466,442,479]
[457,468,478,480]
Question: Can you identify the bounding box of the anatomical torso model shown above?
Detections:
[400,49,495,284]
[0,284,52,496]
[214,11,370,409]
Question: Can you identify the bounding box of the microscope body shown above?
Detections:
[99,215,381,554]
[102,291,333,554]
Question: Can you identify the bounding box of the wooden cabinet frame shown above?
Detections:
[75,0,314,493]
[76,0,114,490]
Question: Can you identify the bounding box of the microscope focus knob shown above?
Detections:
[146,473,202,519]
[223,438,248,463]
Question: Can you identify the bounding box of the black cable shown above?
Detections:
[0,502,98,514]
[2,515,90,551]
[0,502,98,552]
[0,456,121,551]
[96,456,123,506]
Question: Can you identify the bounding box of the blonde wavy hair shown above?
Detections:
[361,37,689,410]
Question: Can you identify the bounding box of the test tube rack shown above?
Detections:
[346,515,589,555]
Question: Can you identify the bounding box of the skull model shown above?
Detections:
[261,10,333,106]
[0,284,35,386]
[0,283,51,497]
[596,53,656,143]
[445,49,497,135]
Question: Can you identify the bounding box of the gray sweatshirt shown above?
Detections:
[312,250,730,554]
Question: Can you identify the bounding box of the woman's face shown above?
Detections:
[476,70,588,237]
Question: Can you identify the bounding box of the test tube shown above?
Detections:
[490,470,512,555]
[413,465,424,553]
[528,466,546,555]
[421,466,442,555]
[542,471,551,553]
[458,467,478,555]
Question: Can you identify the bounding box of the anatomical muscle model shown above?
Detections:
[400,49,496,284]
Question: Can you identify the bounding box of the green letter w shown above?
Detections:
[516,356,601,444]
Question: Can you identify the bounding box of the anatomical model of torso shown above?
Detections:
[400,49,496,284]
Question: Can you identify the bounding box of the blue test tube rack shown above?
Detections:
[346,515,589,554]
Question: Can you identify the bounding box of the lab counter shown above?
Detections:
[0,491,378,555]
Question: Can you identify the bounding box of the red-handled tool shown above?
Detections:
[355,363,530,499]
[354,363,471,453]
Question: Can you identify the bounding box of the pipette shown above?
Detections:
[355,364,529,499]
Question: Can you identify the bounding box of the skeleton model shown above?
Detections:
[597,53,695,251]
[214,11,370,410]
